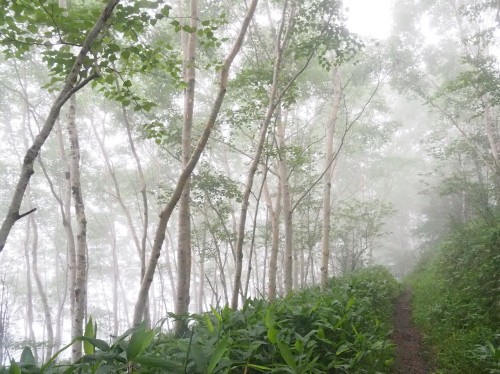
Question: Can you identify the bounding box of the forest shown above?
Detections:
[0,0,498,372]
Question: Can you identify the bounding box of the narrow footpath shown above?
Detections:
[392,289,434,374]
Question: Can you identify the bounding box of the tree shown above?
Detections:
[132,0,259,326]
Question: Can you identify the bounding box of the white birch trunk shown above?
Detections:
[67,94,88,362]
[320,69,341,289]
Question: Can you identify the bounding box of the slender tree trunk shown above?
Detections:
[320,69,341,290]
[132,0,258,326]
[67,94,88,362]
[106,216,120,336]
[23,213,37,361]
[174,0,198,336]
[263,176,281,301]
[123,108,150,322]
[277,111,293,293]
[29,215,54,361]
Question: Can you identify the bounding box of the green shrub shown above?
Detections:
[3,266,399,373]
[408,216,500,373]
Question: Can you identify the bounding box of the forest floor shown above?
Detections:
[392,288,435,374]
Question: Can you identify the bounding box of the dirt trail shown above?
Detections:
[392,288,434,374]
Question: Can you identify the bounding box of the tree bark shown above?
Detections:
[67,94,88,362]
[132,0,259,326]
[320,69,341,289]
[29,214,54,361]
[23,212,37,362]
[277,110,293,293]
[263,175,281,301]
[174,0,198,337]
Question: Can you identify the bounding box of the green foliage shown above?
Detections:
[408,215,500,373]
[2,267,398,373]
[0,0,227,113]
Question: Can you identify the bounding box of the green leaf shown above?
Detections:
[160,5,171,17]
[210,306,222,323]
[207,337,228,374]
[84,316,96,355]
[79,336,110,352]
[245,363,273,371]
[336,343,350,356]
[123,79,132,88]
[265,308,275,329]
[204,314,214,333]
[277,341,296,369]
[127,328,154,360]
[121,49,131,60]
[19,347,36,365]
[26,24,38,34]
[267,327,278,344]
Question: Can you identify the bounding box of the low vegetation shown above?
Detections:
[407,216,500,373]
[3,266,398,373]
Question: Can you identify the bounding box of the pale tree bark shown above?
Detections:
[67,94,88,362]
[0,0,120,252]
[132,0,259,326]
[174,0,198,337]
[56,121,75,353]
[105,214,120,336]
[29,214,54,361]
[277,110,293,293]
[320,69,341,289]
[23,213,37,361]
[243,175,266,302]
[263,173,281,301]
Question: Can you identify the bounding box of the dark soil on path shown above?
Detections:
[392,288,435,374]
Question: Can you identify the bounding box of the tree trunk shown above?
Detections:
[320,69,341,290]
[277,111,293,293]
[263,176,281,301]
[23,212,37,362]
[132,0,258,326]
[174,0,198,337]
[29,215,54,361]
[67,94,88,362]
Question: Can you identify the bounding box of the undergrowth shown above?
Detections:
[407,216,500,374]
[3,266,398,373]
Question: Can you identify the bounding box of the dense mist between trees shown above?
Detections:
[0,0,498,365]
